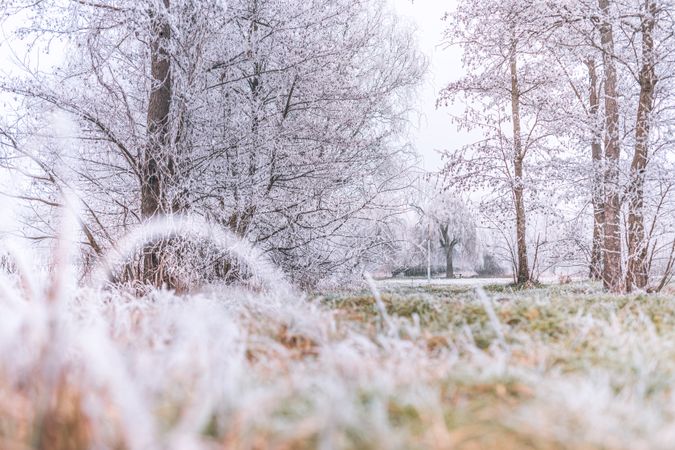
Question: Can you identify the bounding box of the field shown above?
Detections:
[2,274,675,449]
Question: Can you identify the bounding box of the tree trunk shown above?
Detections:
[626,0,656,292]
[142,0,172,286]
[439,224,456,279]
[445,244,455,279]
[587,59,604,281]
[510,46,530,284]
[598,0,623,293]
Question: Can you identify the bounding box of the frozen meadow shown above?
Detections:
[1,228,675,450]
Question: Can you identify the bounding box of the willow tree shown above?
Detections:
[425,194,476,279]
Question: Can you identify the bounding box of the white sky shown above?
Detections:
[388,0,472,171]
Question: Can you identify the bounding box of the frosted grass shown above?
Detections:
[0,215,675,448]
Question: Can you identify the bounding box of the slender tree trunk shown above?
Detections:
[598,0,623,293]
[626,1,656,292]
[587,59,604,280]
[510,46,530,284]
[142,0,172,285]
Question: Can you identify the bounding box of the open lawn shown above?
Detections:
[2,279,675,449]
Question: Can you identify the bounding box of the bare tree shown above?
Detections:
[439,0,560,285]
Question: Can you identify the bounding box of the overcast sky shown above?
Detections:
[389,0,471,171]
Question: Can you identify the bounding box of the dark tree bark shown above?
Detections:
[598,0,623,293]
[445,244,455,279]
[439,224,457,279]
[142,0,173,285]
[626,0,656,292]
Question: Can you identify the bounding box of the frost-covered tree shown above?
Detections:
[409,177,477,279]
[438,0,560,284]
[0,0,425,287]
[441,0,675,292]
[198,0,424,285]
[549,0,675,292]
[423,193,476,279]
